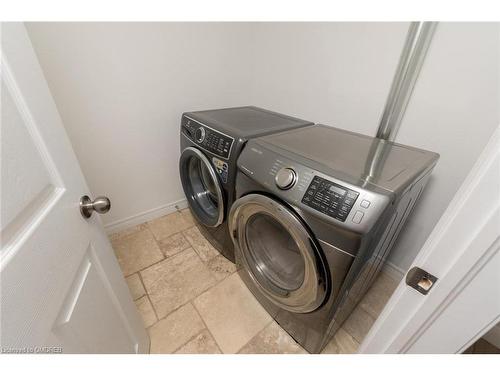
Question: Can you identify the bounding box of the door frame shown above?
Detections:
[359,126,500,353]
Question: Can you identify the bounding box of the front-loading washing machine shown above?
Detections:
[179,106,313,262]
[229,124,439,353]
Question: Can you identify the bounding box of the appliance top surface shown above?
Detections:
[184,106,313,139]
[253,124,440,194]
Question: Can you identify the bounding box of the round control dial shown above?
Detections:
[195,127,206,143]
[275,168,297,190]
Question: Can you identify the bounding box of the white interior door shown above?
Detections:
[360,126,500,353]
[0,23,149,354]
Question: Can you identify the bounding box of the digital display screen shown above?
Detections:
[329,185,346,195]
[302,176,359,222]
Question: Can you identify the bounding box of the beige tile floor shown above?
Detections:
[110,209,398,354]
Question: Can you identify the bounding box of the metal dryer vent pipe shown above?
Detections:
[376,22,438,141]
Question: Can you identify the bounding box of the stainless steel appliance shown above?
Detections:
[229,124,439,352]
[179,106,313,262]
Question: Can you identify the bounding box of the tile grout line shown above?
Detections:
[136,220,240,352]
[340,319,364,346]
[181,228,220,268]
[346,329,361,346]
[178,225,241,283]
[123,266,159,332]
[115,213,208,277]
[149,223,194,243]
[126,257,166,278]
[112,213,204,326]
[179,225,226,266]
[117,226,166,279]
[175,230,191,254]
[138,220,191,327]
[146,209,196,243]
[149,308,207,354]
[166,302,212,354]
[186,270,269,354]
[129,240,194,278]
[138,247,196,324]
[357,287,382,321]
[111,209,193,246]
[108,223,148,243]
[137,271,160,323]
[156,266,237,321]
[143,268,242,353]
[142,256,238,324]
[149,213,195,252]
[127,272,144,301]
[190,301,225,354]
[235,320,275,354]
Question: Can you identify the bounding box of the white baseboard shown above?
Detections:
[382,260,406,282]
[104,198,188,234]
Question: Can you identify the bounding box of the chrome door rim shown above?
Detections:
[229,194,327,313]
[179,147,224,227]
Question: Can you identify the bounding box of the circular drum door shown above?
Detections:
[229,194,328,313]
[179,147,224,227]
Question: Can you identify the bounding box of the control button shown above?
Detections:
[275,168,297,190]
[344,198,354,205]
[352,210,364,224]
[360,199,371,208]
[336,213,348,221]
[195,127,206,143]
[347,191,358,199]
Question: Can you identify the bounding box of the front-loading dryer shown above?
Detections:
[179,106,313,262]
[229,124,439,352]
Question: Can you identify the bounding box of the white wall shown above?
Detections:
[26,23,255,227]
[246,22,499,273]
[248,22,410,134]
[27,22,407,230]
[26,22,499,273]
[383,23,499,271]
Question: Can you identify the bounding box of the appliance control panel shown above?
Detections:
[182,116,234,159]
[301,176,359,222]
[237,141,391,233]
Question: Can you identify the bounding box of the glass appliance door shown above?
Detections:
[230,194,327,313]
[179,147,224,227]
